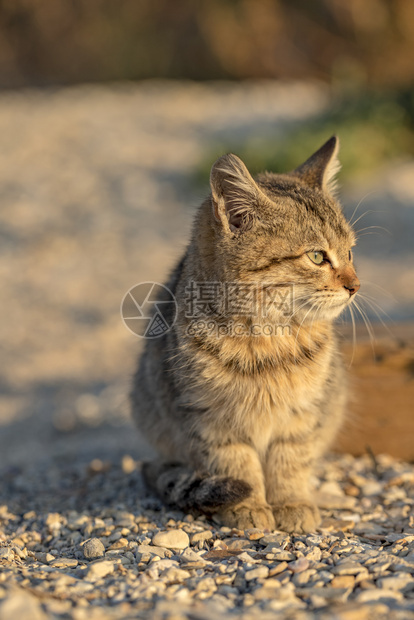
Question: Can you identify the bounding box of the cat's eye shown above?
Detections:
[307,250,325,265]
[348,250,352,262]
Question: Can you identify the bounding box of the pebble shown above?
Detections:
[362,481,383,496]
[292,569,316,586]
[237,551,257,563]
[377,575,413,590]
[223,538,251,550]
[87,560,115,580]
[271,550,296,561]
[315,492,357,510]
[152,529,189,550]
[305,546,322,562]
[268,561,289,576]
[107,537,128,550]
[253,585,281,600]
[83,537,105,559]
[0,549,13,561]
[179,548,206,564]
[34,552,55,564]
[259,533,288,546]
[162,567,191,582]
[0,591,46,620]
[261,578,283,589]
[121,455,136,474]
[298,586,351,603]
[355,589,404,602]
[331,575,355,588]
[320,518,355,532]
[319,481,344,496]
[151,559,179,571]
[288,557,310,573]
[136,544,168,559]
[190,531,213,544]
[49,558,78,569]
[245,529,265,541]
[332,562,366,575]
[245,566,270,581]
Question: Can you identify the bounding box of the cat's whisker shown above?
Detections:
[283,291,312,320]
[292,301,318,365]
[358,292,392,316]
[355,232,388,240]
[353,298,376,357]
[347,304,357,368]
[289,301,315,329]
[350,209,377,229]
[357,295,394,337]
[358,291,392,317]
[361,280,395,301]
[348,191,379,227]
[355,225,391,236]
[307,302,323,349]
[289,297,313,320]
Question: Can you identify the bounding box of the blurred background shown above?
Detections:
[0,0,413,473]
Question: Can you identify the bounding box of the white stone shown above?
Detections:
[319,481,344,496]
[162,567,191,582]
[87,560,115,580]
[315,492,356,510]
[49,558,78,569]
[377,575,413,590]
[136,544,167,559]
[152,529,189,550]
[288,557,310,573]
[0,592,46,620]
[34,552,55,564]
[245,566,270,581]
[332,562,365,575]
[356,589,403,603]
[150,559,179,571]
[361,481,383,496]
[191,530,213,544]
[0,549,13,561]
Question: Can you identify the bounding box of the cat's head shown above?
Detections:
[208,136,359,323]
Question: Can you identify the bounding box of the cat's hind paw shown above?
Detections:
[272,502,320,533]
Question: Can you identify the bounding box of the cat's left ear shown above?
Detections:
[293,136,341,195]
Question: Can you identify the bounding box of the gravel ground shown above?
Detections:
[0,80,413,618]
[1,453,414,619]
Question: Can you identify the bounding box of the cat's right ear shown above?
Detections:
[210,154,259,233]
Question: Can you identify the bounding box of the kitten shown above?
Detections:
[131,136,359,533]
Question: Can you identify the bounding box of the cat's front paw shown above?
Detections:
[272,502,320,533]
[218,502,275,531]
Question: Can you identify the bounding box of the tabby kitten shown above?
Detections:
[131,136,360,533]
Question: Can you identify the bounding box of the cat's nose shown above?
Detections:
[338,267,360,296]
[344,277,360,296]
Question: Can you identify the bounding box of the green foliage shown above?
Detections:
[193,90,414,188]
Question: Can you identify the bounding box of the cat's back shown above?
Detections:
[130,253,188,458]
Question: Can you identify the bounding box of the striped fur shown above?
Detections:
[142,461,252,513]
[131,137,359,533]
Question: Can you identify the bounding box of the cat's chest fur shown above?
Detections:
[180,328,335,458]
